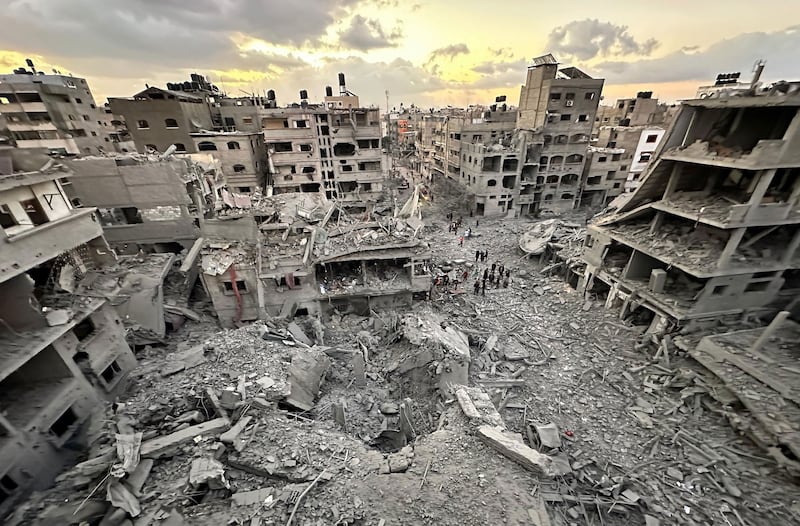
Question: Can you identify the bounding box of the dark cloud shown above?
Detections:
[594,25,799,84]
[545,19,659,61]
[427,43,470,64]
[337,15,401,50]
[0,0,356,70]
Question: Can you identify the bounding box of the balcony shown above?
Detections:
[0,208,103,282]
[13,138,80,154]
[5,122,58,132]
[0,102,47,114]
[663,139,790,170]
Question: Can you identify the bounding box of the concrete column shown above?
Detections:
[750,311,790,354]
[783,227,800,265]
[361,261,367,285]
[661,164,682,200]
[745,169,777,220]
[718,227,746,269]
[649,211,664,234]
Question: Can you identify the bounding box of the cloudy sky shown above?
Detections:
[0,0,797,109]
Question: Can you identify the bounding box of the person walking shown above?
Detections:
[491,262,496,273]
[503,277,509,288]
[462,269,469,282]
[459,236,464,247]
[474,280,480,295]
[482,250,488,262]
[498,264,505,277]
[483,268,488,280]
[475,250,480,262]
[506,269,511,279]
[481,280,486,295]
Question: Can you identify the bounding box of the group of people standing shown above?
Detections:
[473,260,510,295]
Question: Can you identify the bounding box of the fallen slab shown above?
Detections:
[220,416,253,444]
[140,418,230,459]
[477,425,569,477]
[285,349,331,411]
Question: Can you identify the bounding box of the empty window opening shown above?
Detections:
[21,198,48,226]
[227,141,241,150]
[272,142,293,153]
[198,141,217,151]
[237,186,251,193]
[136,120,149,129]
[333,143,356,156]
[164,118,178,128]
[578,115,588,122]
[487,179,497,187]
[50,407,78,438]
[646,134,658,143]
[73,317,96,341]
[173,143,186,152]
[299,144,313,152]
[232,164,246,173]
[560,114,571,121]
[101,360,122,384]
[223,280,247,294]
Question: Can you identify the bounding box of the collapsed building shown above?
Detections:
[60,155,216,254]
[199,191,430,327]
[580,75,800,331]
[0,149,137,512]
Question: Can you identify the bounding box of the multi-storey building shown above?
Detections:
[582,92,673,206]
[191,131,268,194]
[580,75,800,332]
[0,65,109,155]
[109,86,215,154]
[0,149,136,513]
[449,105,522,216]
[265,77,384,204]
[517,54,604,214]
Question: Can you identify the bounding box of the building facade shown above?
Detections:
[0,68,109,155]
[0,149,136,514]
[517,54,605,215]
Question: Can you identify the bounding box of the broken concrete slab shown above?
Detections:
[188,458,229,489]
[527,496,552,526]
[220,416,253,444]
[455,388,481,420]
[477,425,569,477]
[140,418,230,459]
[287,321,313,346]
[533,423,561,450]
[284,348,331,411]
[124,459,154,497]
[231,487,275,507]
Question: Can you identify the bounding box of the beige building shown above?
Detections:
[0,149,136,514]
[0,66,110,155]
[191,131,268,194]
[517,54,604,214]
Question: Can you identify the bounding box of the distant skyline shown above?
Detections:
[1,0,798,109]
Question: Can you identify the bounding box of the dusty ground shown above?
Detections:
[11,170,800,526]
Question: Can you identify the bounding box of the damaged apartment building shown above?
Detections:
[516,54,604,215]
[0,62,112,155]
[580,72,800,332]
[0,149,137,512]
[198,192,430,327]
[59,154,218,254]
[581,92,675,208]
[264,74,384,205]
[413,54,604,217]
[109,73,383,203]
